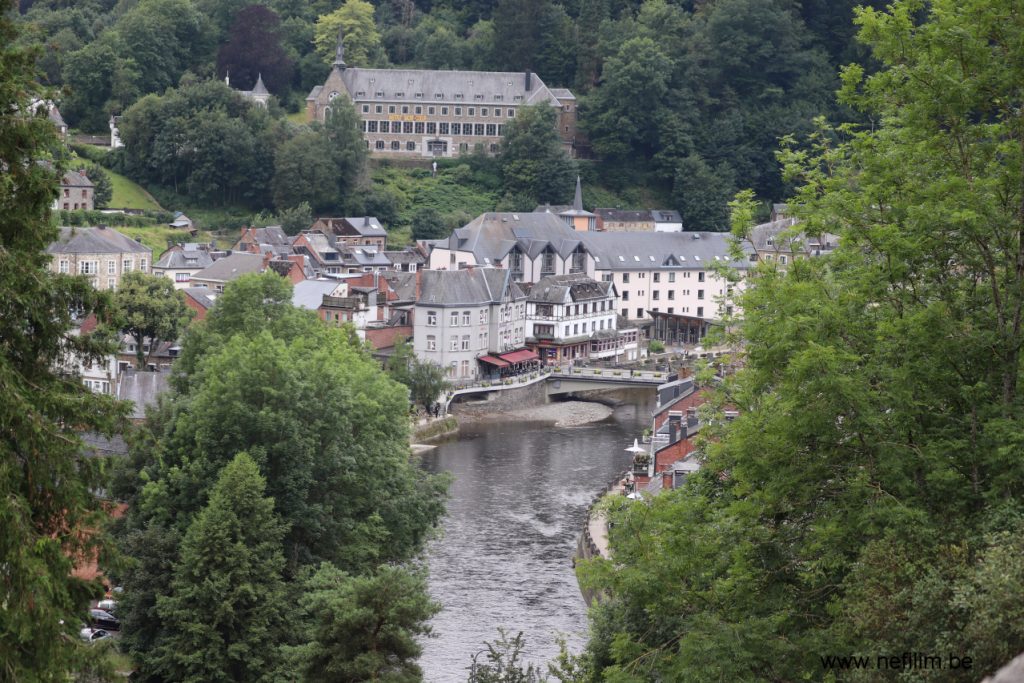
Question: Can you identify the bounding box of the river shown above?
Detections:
[417,390,656,681]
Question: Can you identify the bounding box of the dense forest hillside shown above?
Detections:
[17,0,888,229]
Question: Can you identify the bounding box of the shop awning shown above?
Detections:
[478,355,510,367]
[499,349,539,363]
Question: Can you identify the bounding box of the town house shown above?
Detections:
[46,226,152,290]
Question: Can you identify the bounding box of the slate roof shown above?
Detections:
[80,432,128,457]
[61,169,93,188]
[652,210,682,223]
[595,208,653,222]
[293,280,345,310]
[417,268,524,307]
[382,271,417,301]
[429,212,753,271]
[47,227,150,255]
[548,88,575,100]
[117,370,171,421]
[190,252,263,283]
[154,244,214,270]
[341,216,386,237]
[749,218,839,254]
[250,226,290,247]
[577,230,752,271]
[527,274,613,304]
[383,249,425,265]
[341,246,391,267]
[183,287,217,310]
[330,68,563,108]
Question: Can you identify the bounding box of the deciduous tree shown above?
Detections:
[110,271,193,369]
[498,104,576,206]
[314,0,386,67]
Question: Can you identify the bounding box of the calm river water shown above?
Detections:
[417,390,657,681]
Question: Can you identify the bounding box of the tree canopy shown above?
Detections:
[578,0,1024,679]
[110,270,193,369]
[498,104,577,207]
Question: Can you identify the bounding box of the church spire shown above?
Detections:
[333,26,347,70]
[572,176,583,211]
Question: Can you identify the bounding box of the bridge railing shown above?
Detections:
[549,367,669,382]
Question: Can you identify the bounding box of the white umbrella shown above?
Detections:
[625,438,647,454]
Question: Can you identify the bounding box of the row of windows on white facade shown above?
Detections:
[424,333,487,351]
[621,306,705,318]
[363,121,506,137]
[616,271,706,284]
[369,139,497,153]
[361,104,518,118]
[59,258,147,275]
[424,305,524,327]
[621,289,702,301]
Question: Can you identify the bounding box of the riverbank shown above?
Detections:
[454,400,614,427]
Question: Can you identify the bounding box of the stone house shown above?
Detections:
[46,226,152,290]
[53,170,95,212]
[153,242,215,289]
[311,216,387,249]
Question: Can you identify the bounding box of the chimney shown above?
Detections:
[525,71,532,91]
[668,421,678,444]
[364,216,370,227]
[415,268,422,299]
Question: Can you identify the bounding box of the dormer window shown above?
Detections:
[495,94,503,100]
[435,93,444,99]
[328,91,339,100]
[474,94,484,100]
[455,93,464,100]
[415,92,423,98]
[395,91,405,98]
[513,95,523,101]
[375,91,384,97]
[355,91,365,97]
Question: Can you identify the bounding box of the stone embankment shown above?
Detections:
[454,400,613,426]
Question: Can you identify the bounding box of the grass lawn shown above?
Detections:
[108,170,163,211]
[118,225,221,255]
[286,110,308,125]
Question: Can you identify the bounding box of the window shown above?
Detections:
[653,291,660,300]
[106,278,115,289]
[107,260,115,275]
[668,307,674,314]
[403,122,413,133]
[622,273,631,284]
[450,311,459,326]
[621,308,627,317]
[462,311,471,325]
[468,107,475,116]
[442,107,449,115]
[622,291,630,301]
[669,272,676,283]
[459,143,468,152]
[380,121,390,133]
[414,106,422,114]
[82,189,88,198]
[474,124,485,135]
[698,290,704,300]
[450,337,459,351]
[79,261,98,275]
[481,108,488,116]
[375,104,383,113]
[415,122,424,134]
[376,140,385,150]
[780,255,788,264]
[427,311,437,326]
[426,335,436,350]
[59,260,69,273]
[461,359,470,376]
[455,107,462,116]
[388,105,396,113]
[426,122,436,134]
[486,124,496,136]
[668,290,675,300]
[367,121,378,132]
[509,108,516,117]
[406,141,416,151]
[140,259,147,272]
[480,310,487,323]
[636,308,643,318]
[653,272,660,283]
[440,122,450,135]
[489,144,498,153]
[123,258,132,272]
[697,306,704,318]
[362,104,369,113]
[451,123,462,135]
[391,141,400,150]
[401,105,409,114]
[175,272,190,282]
[461,335,471,351]
[698,271,705,282]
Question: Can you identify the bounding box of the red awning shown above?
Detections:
[499,349,539,363]
[478,355,510,367]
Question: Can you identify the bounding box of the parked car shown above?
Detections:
[79,627,111,642]
[89,609,120,631]
[96,599,117,613]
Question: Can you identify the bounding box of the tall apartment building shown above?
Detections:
[306,31,577,159]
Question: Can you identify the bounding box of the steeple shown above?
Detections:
[252,73,268,95]
[333,26,347,70]
[572,176,583,211]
